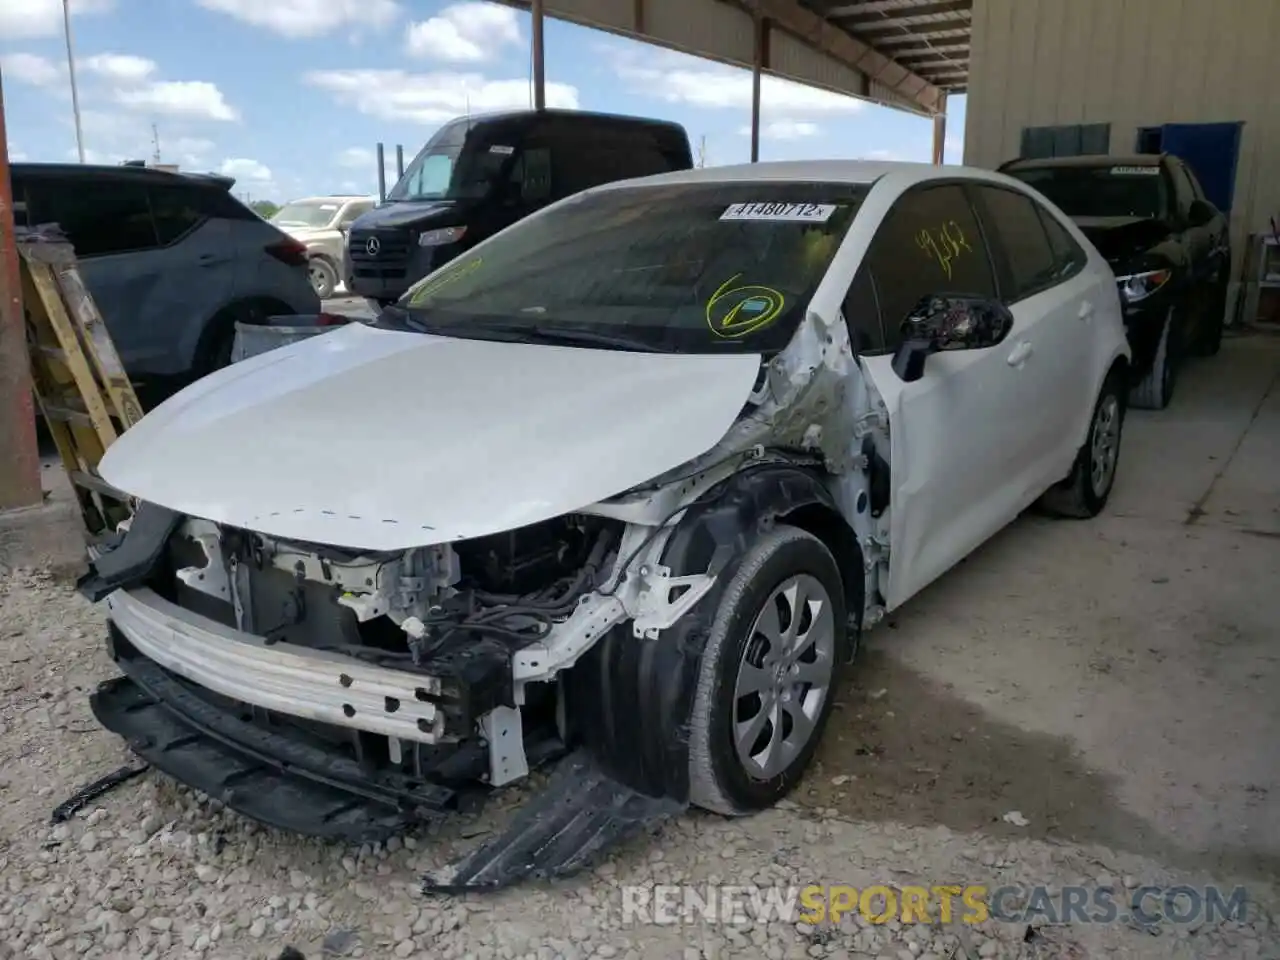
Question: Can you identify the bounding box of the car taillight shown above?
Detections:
[264,237,308,267]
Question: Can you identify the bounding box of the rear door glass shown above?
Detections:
[971,185,1059,302]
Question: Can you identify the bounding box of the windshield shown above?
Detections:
[389,181,867,354]
[387,118,515,203]
[271,201,340,228]
[1008,164,1168,220]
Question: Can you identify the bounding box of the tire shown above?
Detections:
[687,525,847,815]
[308,257,338,300]
[1040,366,1126,519]
[1129,308,1177,410]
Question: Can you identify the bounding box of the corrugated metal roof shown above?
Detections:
[799,0,972,93]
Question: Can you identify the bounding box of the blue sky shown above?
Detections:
[1,0,966,204]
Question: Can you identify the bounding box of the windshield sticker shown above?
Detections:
[1110,166,1160,175]
[489,145,515,155]
[915,220,973,280]
[407,257,484,306]
[705,274,786,338]
[720,202,837,223]
[319,204,340,210]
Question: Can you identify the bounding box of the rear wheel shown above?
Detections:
[687,526,847,815]
[1040,366,1126,519]
[1130,308,1177,410]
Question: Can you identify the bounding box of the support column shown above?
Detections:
[0,69,43,510]
[531,0,546,111]
[750,6,765,163]
[931,92,948,164]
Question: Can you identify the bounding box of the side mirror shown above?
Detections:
[1187,199,1215,227]
[891,295,1014,383]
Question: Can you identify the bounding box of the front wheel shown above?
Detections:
[687,525,847,815]
[1130,309,1176,410]
[1040,367,1126,519]
[308,258,338,299]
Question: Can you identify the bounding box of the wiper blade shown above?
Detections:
[479,322,664,352]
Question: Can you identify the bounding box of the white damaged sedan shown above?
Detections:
[81,160,1130,889]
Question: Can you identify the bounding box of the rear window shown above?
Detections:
[398,181,868,354]
[1008,164,1168,220]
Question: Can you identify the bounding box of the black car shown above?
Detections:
[344,109,694,306]
[1000,153,1230,409]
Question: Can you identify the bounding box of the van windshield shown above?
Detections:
[388,180,867,355]
[272,201,341,228]
[386,120,514,203]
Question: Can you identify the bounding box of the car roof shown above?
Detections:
[586,159,1027,191]
[10,161,235,188]
[445,108,688,134]
[1003,154,1163,171]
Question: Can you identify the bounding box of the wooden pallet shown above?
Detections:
[19,226,143,540]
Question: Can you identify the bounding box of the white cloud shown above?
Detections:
[405,2,521,62]
[0,0,112,39]
[738,119,820,141]
[220,158,273,181]
[115,81,239,122]
[337,147,376,168]
[305,69,577,124]
[196,0,400,38]
[1,52,60,87]
[83,53,157,84]
[9,146,29,162]
[611,46,864,117]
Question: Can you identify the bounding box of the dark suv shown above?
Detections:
[10,163,320,409]
[1001,153,1230,409]
[344,109,694,306]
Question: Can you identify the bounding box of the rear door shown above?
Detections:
[969,183,1097,487]
[854,181,1036,609]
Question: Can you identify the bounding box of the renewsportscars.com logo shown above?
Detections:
[620,883,1249,927]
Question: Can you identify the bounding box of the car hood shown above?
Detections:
[1072,215,1170,266]
[98,323,763,552]
[353,200,462,230]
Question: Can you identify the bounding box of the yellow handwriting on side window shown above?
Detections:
[408,257,483,306]
[915,220,973,280]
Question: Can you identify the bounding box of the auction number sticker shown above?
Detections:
[1110,166,1160,175]
[721,202,837,223]
[489,145,515,155]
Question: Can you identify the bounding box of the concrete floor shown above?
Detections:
[805,328,1280,885]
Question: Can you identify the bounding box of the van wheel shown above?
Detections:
[688,525,846,815]
[1130,308,1178,410]
[308,258,337,299]
[1040,366,1126,519]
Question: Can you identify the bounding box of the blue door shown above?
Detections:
[1158,122,1244,212]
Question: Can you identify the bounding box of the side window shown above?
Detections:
[149,184,205,246]
[1036,205,1089,278]
[972,186,1059,302]
[514,146,552,203]
[29,178,158,257]
[864,183,997,351]
[842,263,884,354]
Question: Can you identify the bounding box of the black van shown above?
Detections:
[343,109,694,305]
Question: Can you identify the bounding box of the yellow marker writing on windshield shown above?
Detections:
[705,274,786,338]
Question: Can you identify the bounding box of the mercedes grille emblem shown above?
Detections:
[365,237,381,256]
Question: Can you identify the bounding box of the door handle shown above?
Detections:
[1006,341,1033,367]
[1078,300,1095,320]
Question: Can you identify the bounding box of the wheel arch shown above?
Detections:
[564,463,862,803]
[190,295,300,374]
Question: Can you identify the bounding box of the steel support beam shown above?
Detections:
[532,0,546,111]
[0,68,43,510]
[931,92,948,164]
[750,6,767,162]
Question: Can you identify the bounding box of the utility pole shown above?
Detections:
[151,123,161,165]
[0,67,44,509]
[63,0,86,163]
[697,135,707,168]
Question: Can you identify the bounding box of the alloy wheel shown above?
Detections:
[1090,393,1120,497]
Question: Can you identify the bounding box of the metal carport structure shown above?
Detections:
[0,0,974,510]
[497,0,971,160]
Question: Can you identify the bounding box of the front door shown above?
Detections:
[853,182,1034,609]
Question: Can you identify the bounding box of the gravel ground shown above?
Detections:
[1,561,1277,960]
